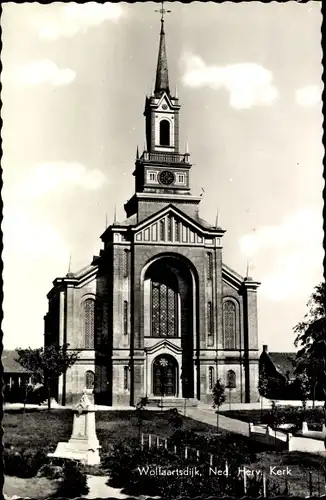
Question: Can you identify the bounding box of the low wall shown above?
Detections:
[300,422,326,440]
[288,435,326,455]
[249,423,288,449]
[249,422,326,455]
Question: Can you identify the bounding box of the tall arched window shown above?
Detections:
[85,370,95,389]
[207,253,213,280]
[123,249,130,278]
[151,272,178,337]
[226,370,236,389]
[123,301,128,336]
[223,300,237,349]
[124,366,129,390]
[209,366,215,390]
[207,301,213,336]
[84,299,95,348]
[159,120,170,146]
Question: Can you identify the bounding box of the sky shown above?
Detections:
[1,2,324,352]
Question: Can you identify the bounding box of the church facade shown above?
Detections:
[44,18,260,407]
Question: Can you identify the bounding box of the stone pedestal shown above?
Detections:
[48,390,101,465]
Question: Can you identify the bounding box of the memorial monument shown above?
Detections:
[48,389,101,465]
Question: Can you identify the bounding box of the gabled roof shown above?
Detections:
[48,260,100,297]
[118,204,224,235]
[2,350,32,373]
[260,350,296,379]
[115,214,138,227]
[268,352,296,378]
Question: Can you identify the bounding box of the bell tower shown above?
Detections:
[144,16,180,155]
[125,6,199,220]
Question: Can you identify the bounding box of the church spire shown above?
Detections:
[154,2,171,95]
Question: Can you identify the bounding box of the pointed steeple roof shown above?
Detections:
[154,19,169,95]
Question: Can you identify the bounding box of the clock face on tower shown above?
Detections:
[159,170,175,186]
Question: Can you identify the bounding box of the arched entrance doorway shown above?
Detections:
[153,355,178,397]
[143,255,197,398]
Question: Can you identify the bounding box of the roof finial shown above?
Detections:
[175,83,178,99]
[185,137,189,154]
[215,208,219,228]
[66,254,74,278]
[155,1,171,24]
[105,213,108,229]
[113,204,117,224]
[246,260,250,278]
[136,145,139,159]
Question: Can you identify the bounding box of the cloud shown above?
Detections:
[16,162,106,199]
[296,85,322,107]
[3,208,69,261]
[181,53,278,109]
[31,2,124,40]
[240,208,323,301]
[2,59,75,87]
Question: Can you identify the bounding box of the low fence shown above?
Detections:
[141,432,220,467]
[140,432,326,496]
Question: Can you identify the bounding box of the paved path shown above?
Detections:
[185,406,250,436]
[84,476,159,499]
[84,476,128,499]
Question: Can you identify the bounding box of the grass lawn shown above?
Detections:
[4,408,326,497]
[4,476,60,499]
[3,408,224,455]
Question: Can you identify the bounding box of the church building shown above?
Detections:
[44,16,260,407]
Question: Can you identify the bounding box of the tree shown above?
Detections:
[135,396,148,442]
[15,344,80,410]
[294,282,326,416]
[212,379,226,433]
[258,369,269,420]
[296,371,311,421]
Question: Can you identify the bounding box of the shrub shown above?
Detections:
[53,460,89,498]
[4,449,26,477]
[37,463,64,480]
[102,441,264,498]
[4,448,47,478]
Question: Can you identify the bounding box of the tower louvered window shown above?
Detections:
[84,299,95,348]
[223,301,237,349]
[160,119,170,146]
[151,279,177,337]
